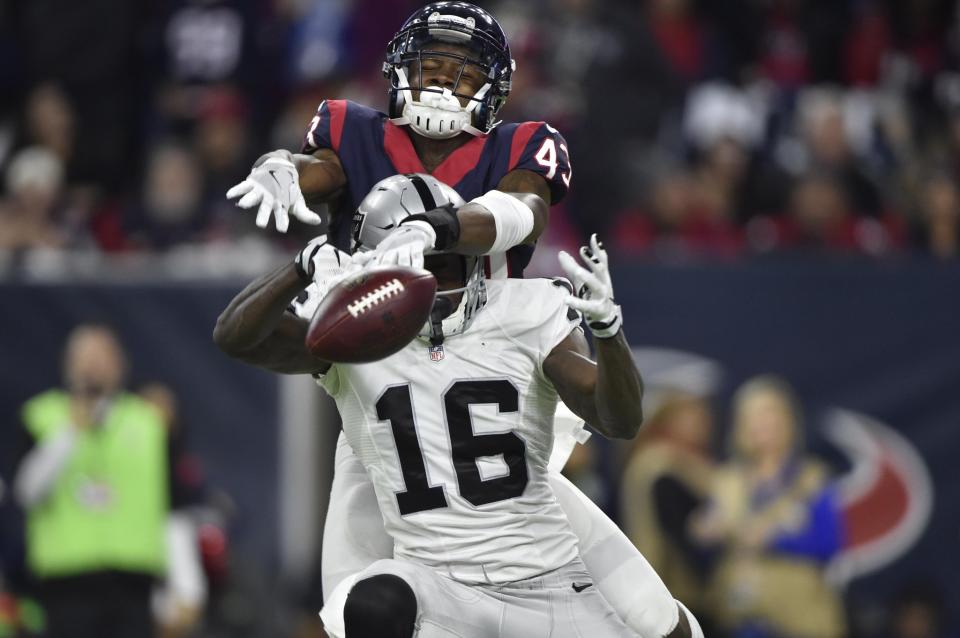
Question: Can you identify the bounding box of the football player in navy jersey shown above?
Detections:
[222,3,702,637]
[227,1,568,278]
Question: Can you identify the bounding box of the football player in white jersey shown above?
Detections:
[215,174,702,637]
[296,175,701,638]
[220,184,640,636]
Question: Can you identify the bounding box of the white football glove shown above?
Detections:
[226,150,322,233]
[294,235,356,294]
[558,234,623,339]
[351,221,436,270]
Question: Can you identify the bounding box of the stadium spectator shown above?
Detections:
[127,143,206,250]
[611,166,745,259]
[620,393,717,628]
[0,146,71,253]
[692,375,846,638]
[912,171,959,259]
[11,325,170,638]
[794,88,883,217]
[610,168,697,257]
[782,171,860,251]
[22,84,74,170]
[193,88,250,187]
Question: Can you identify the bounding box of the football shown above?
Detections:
[306,266,437,363]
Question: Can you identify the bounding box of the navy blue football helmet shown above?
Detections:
[384,2,514,138]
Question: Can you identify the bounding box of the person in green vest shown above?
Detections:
[11,325,169,638]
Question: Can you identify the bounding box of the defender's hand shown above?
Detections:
[352,221,436,270]
[227,150,322,232]
[558,234,622,339]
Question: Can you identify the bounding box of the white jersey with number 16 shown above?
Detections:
[317,277,583,585]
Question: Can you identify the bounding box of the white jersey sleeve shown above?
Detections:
[484,277,583,373]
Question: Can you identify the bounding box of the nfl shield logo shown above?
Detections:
[429,345,444,362]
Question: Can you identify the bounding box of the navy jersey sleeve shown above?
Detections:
[301,99,349,155]
[506,122,572,204]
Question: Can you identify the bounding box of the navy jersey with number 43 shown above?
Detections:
[302,100,571,277]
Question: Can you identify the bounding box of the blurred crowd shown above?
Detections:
[507,0,960,260]
[600,376,951,638]
[1,0,960,270]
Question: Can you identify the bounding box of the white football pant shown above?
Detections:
[320,410,698,638]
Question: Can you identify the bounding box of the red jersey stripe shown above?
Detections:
[432,134,487,186]
[384,121,489,188]
[328,100,347,153]
[508,122,543,171]
[383,121,426,174]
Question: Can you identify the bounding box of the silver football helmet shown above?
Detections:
[352,174,486,345]
[352,173,464,251]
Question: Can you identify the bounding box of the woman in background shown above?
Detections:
[693,375,846,638]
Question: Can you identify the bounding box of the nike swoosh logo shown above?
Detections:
[571,582,593,593]
[268,170,282,187]
[374,224,395,230]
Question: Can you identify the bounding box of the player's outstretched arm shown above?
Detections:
[213,237,352,374]
[543,327,642,440]
[455,168,551,254]
[544,234,643,439]
[354,169,550,269]
[213,262,329,374]
[296,148,347,208]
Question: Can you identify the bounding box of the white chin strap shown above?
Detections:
[392,67,488,139]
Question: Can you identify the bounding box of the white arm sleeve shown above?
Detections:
[166,513,208,607]
[153,513,208,624]
[470,190,535,253]
[14,427,78,507]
